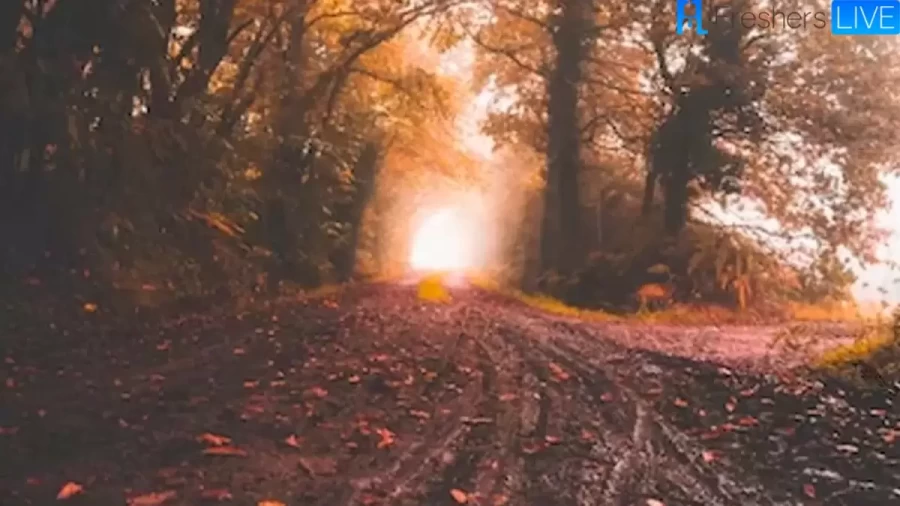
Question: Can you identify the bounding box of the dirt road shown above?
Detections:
[2,283,898,505]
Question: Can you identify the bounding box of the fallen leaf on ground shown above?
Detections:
[548,362,570,381]
[646,499,665,506]
[376,427,395,448]
[600,392,614,402]
[348,375,360,384]
[305,386,328,399]
[200,489,232,501]
[673,398,688,407]
[701,450,721,462]
[774,426,796,437]
[203,446,247,457]
[127,490,177,506]
[83,302,98,313]
[803,483,816,498]
[197,433,232,446]
[258,501,286,506]
[409,409,430,420]
[498,393,517,402]
[545,435,561,444]
[492,494,509,505]
[521,441,545,454]
[450,488,468,503]
[57,482,84,500]
[284,434,302,448]
[299,456,338,476]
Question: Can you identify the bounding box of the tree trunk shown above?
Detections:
[663,168,689,236]
[641,169,656,217]
[541,0,587,278]
[0,0,23,53]
[335,141,380,281]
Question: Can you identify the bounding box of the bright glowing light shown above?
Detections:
[409,208,478,272]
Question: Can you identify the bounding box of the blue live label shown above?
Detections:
[832,0,900,35]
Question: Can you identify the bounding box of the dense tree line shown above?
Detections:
[1,0,898,314]
[473,0,900,308]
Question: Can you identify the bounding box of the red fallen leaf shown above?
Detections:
[803,483,816,498]
[701,450,721,462]
[243,380,259,388]
[284,434,302,448]
[348,375,361,384]
[499,393,518,402]
[305,386,328,399]
[0,426,19,435]
[57,481,84,500]
[232,348,246,355]
[521,441,545,454]
[376,428,395,449]
[774,426,796,437]
[127,490,177,506]
[360,493,379,505]
[674,398,689,408]
[737,416,758,427]
[646,500,665,506]
[450,488,468,503]
[740,385,760,397]
[548,362,570,381]
[200,489,232,501]
[26,477,41,486]
[203,446,247,457]
[545,435,561,444]
[724,401,736,413]
[580,429,596,441]
[600,392,614,402]
[197,433,231,446]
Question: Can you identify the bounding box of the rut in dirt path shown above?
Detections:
[2,282,898,506]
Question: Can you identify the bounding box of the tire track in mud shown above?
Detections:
[488,304,788,506]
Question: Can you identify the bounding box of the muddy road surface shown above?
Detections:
[2,283,898,505]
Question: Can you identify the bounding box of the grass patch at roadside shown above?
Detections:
[813,309,900,386]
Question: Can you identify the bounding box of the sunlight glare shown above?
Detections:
[409,208,478,273]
